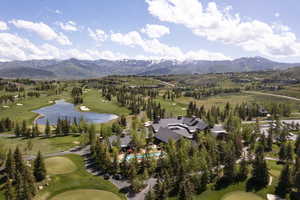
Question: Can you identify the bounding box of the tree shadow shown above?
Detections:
[246,178,266,192]
[290,191,300,200]
[215,177,234,190]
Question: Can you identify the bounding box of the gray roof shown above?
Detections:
[155,127,183,143]
[210,125,227,137]
[211,125,227,133]
[109,135,132,148]
[152,117,208,134]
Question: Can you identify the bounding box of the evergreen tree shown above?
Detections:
[45,120,51,137]
[15,123,21,137]
[15,171,23,200]
[237,156,248,181]
[145,189,156,200]
[14,147,23,173]
[295,171,300,193]
[275,164,292,198]
[22,166,36,198]
[286,142,293,163]
[21,120,27,137]
[33,151,46,182]
[251,145,269,188]
[4,179,14,200]
[5,149,15,180]
[278,143,287,163]
[178,176,194,200]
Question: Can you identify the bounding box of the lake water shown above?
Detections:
[33,100,118,125]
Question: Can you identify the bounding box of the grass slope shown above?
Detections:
[51,189,121,200]
[35,154,125,200]
[82,89,130,116]
[221,191,264,200]
[45,157,77,175]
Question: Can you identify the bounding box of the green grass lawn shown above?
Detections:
[0,135,82,156]
[0,91,72,124]
[221,191,264,200]
[34,154,125,200]
[45,157,78,175]
[81,89,130,116]
[50,189,121,200]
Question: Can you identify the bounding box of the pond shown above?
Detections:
[33,100,118,125]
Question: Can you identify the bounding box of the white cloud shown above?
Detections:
[59,21,78,32]
[145,0,300,58]
[275,12,280,18]
[88,28,108,45]
[0,21,8,31]
[111,31,230,60]
[10,19,72,45]
[0,32,129,61]
[55,9,62,14]
[0,33,63,60]
[141,24,170,38]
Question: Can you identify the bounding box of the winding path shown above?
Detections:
[244,91,300,101]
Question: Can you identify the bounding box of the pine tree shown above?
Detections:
[200,168,209,192]
[15,171,23,200]
[33,151,46,182]
[252,145,269,188]
[286,142,293,163]
[145,189,156,200]
[45,120,51,137]
[295,171,300,193]
[22,166,36,197]
[275,164,292,198]
[178,176,194,200]
[14,147,24,173]
[223,151,236,183]
[237,156,248,181]
[5,149,15,180]
[21,120,27,137]
[15,123,21,137]
[4,179,14,200]
[278,143,287,163]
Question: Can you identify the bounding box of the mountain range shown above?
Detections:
[0,57,299,79]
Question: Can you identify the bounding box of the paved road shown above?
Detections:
[244,91,300,101]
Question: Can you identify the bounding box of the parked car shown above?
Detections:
[103,173,110,180]
[113,174,123,180]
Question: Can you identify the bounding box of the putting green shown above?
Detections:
[45,157,77,175]
[51,189,121,200]
[222,191,264,200]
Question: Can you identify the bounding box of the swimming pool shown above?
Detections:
[125,152,162,161]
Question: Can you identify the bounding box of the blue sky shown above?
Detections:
[0,0,299,62]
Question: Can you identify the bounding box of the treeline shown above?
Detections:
[0,118,14,133]
[186,101,292,127]
[184,87,241,99]
[4,148,47,200]
[71,87,83,105]
[162,89,182,101]
[102,86,164,118]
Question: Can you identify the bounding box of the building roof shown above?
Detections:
[155,127,183,143]
[108,135,132,148]
[210,125,227,137]
[152,117,208,133]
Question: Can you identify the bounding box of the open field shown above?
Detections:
[34,154,125,200]
[0,91,72,123]
[0,135,82,156]
[45,157,77,175]
[82,89,130,116]
[51,189,121,200]
[221,191,264,200]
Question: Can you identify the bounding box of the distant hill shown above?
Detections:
[0,57,299,79]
